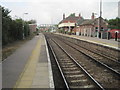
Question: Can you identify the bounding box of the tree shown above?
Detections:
[24,22,30,37]
[2,6,12,45]
[2,6,31,45]
[69,13,75,17]
[107,17,120,29]
[2,6,11,18]
[27,19,36,24]
[14,19,23,40]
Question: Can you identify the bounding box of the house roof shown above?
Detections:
[59,14,84,24]
[76,18,84,25]
[80,19,95,25]
[78,17,105,26]
[59,14,107,28]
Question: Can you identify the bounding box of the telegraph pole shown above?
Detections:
[100,0,102,17]
[100,0,102,38]
[97,0,102,38]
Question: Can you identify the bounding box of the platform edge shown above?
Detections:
[43,34,55,89]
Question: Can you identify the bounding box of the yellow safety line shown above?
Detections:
[13,37,41,88]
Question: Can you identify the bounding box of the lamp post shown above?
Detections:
[22,13,28,39]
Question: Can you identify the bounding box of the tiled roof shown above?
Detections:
[60,15,83,24]
[77,18,84,25]
[59,15,107,27]
[80,19,95,25]
[79,17,106,26]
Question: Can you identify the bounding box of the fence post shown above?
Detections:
[107,32,110,40]
[115,32,118,41]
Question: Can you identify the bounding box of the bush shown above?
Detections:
[2,6,31,45]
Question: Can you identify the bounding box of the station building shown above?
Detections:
[58,13,108,38]
[58,13,83,34]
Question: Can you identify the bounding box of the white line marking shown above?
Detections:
[43,33,55,89]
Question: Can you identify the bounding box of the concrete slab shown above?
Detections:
[2,36,40,88]
[55,33,119,50]
[31,85,49,88]
[3,33,54,88]
[14,33,54,88]
[31,34,53,88]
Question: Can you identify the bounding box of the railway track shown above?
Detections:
[63,36,120,63]
[46,37,104,89]
[45,33,120,89]
[54,35,120,75]
[56,34,119,62]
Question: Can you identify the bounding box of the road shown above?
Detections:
[2,35,40,88]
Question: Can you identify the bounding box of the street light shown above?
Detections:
[22,13,28,39]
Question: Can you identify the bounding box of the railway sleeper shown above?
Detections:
[70,85,95,88]
[65,74,85,78]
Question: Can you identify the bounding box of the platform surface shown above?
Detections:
[55,33,119,50]
[2,33,54,88]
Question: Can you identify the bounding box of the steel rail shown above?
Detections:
[55,35,120,64]
[64,37,120,64]
[52,39,105,90]
[47,39,70,90]
[58,38,120,76]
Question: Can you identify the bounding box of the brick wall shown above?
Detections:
[29,24,37,33]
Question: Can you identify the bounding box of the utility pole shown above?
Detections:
[97,0,102,38]
[68,21,71,34]
[118,1,120,18]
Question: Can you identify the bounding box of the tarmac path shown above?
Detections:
[2,35,40,88]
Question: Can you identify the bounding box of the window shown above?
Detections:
[101,27,104,31]
[96,27,98,29]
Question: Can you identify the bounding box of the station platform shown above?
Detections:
[2,33,54,88]
[55,33,119,50]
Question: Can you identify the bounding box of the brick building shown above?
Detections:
[29,24,37,33]
[76,13,108,38]
[58,13,83,34]
[58,13,108,38]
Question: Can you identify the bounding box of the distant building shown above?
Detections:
[38,24,56,32]
[75,13,108,38]
[58,13,83,34]
[29,24,37,33]
[58,13,108,38]
[118,1,120,18]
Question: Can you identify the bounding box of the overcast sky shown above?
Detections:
[1,0,120,25]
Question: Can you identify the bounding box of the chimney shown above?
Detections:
[78,13,81,19]
[79,13,81,17]
[91,13,95,19]
[63,13,65,20]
